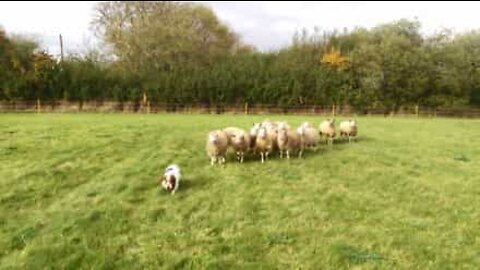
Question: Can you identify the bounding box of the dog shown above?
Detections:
[161,164,181,195]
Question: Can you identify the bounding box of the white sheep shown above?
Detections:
[262,119,278,130]
[265,125,278,153]
[206,129,229,165]
[249,123,262,153]
[297,123,320,151]
[300,121,313,129]
[319,119,336,145]
[223,127,251,163]
[255,126,274,163]
[277,121,291,131]
[277,127,304,159]
[339,119,358,143]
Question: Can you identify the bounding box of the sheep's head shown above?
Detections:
[250,123,261,136]
[296,126,305,136]
[277,129,288,144]
[208,132,220,144]
[301,122,312,129]
[257,127,268,139]
[231,133,245,145]
[278,122,290,130]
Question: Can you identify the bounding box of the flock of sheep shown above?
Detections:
[206,119,358,165]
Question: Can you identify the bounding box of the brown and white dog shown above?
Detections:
[161,164,181,195]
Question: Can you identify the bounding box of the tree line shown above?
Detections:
[1,1,479,113]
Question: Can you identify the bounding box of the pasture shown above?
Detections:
[1,113,479,269]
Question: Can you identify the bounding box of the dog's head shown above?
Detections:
[161,174,177,192]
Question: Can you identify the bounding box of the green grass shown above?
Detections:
[1,113,479,269]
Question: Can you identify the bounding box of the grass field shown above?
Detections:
[1,113,479,269]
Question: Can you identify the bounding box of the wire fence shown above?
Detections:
[1,100,479,118]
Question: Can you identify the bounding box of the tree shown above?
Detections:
[91,1,248,74]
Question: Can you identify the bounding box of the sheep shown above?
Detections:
[277,127,304,159]
[263,120,291,131]
[255,126,274,163]
[319,119,336,145]
[206,129,229,166]
[223,127,251,163]
[265,125,279,153]
[297,123,320,151]
[262,119,278,130]
[277,121,291,131]
[339,119,358,143]
[249,123,262,153]
[300,121,313,129]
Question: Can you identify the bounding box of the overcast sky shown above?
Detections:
[1,1,480,56]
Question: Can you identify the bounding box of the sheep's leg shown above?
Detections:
[286,150,290,159]
[299,149,303,158]
[210,156,216,166]
[265,152,269,160]
[260,152,264,163]
[240,152,244,163]
[279,150,283,158]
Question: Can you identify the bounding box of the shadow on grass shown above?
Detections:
[332,244,385,265]
[329,135,373,145]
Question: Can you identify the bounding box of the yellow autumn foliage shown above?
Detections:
[321,48,349,71]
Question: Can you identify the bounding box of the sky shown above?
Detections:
[1,1,480,56]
